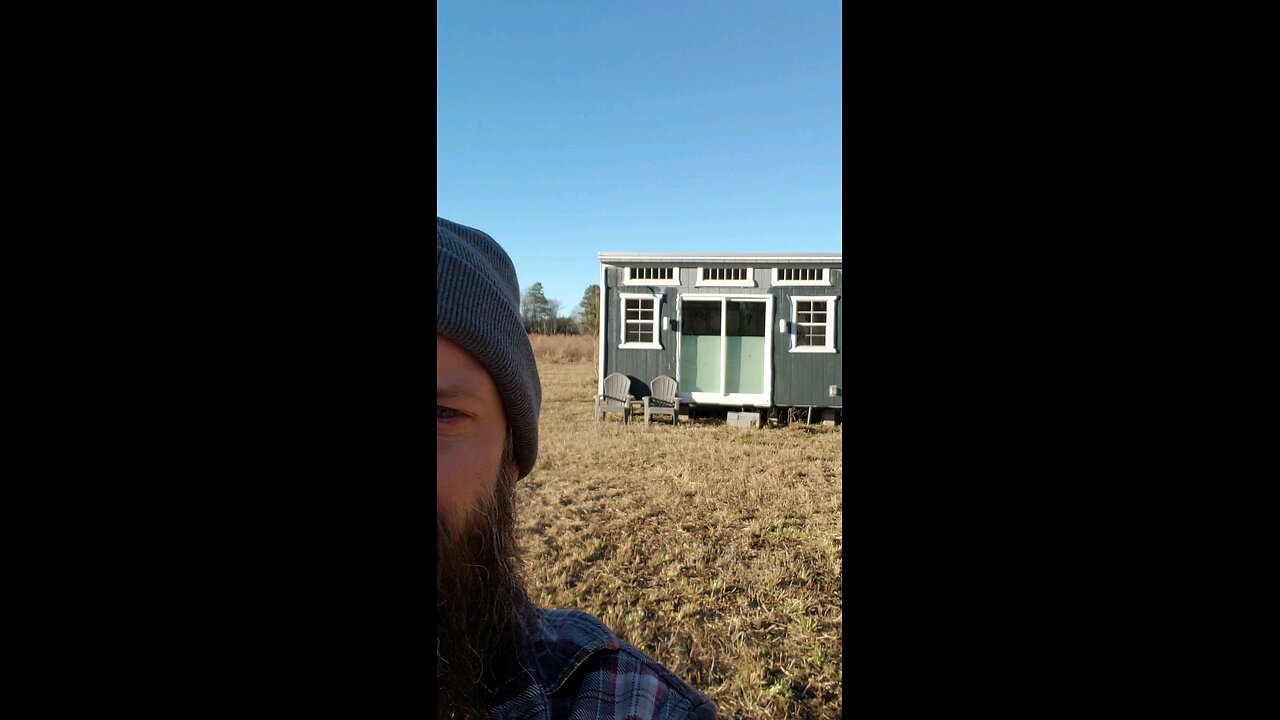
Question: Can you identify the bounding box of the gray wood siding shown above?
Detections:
[602,264,841,408]
[771,268,842,408]
[603,266,678,399]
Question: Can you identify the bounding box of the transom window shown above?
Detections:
[619,293,663,349]
[772,267,831,286]
[695,266,755,287]
[789,296,837,353]
[623,266,679,286]
[706,267,745,281]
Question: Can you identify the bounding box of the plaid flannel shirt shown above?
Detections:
[486,608,717,719]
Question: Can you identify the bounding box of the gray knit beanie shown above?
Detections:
[437,217,541,478]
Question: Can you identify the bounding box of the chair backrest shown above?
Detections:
[603,373,631,402]
[649,375,678,402]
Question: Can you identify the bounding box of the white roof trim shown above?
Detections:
[600,252,840,263]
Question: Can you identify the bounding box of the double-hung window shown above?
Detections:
[789,296,837,353]
[619,293,663,349]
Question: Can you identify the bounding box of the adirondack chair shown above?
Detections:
[642,375,681,426]
[595,372,634,424]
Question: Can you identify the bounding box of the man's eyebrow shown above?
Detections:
[436,385,485,402]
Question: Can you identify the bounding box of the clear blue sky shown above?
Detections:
[438,1,842,313]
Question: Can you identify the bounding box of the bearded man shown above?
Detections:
[436,217,716,719]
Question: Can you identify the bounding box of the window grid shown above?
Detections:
[795,300,828,347]
[629,266,673,281]
[782,267,819,282]
[702,267,746,282]
[624,297,657,345]
[772,267,830,286]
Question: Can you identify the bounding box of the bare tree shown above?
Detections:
[546,299,561,334]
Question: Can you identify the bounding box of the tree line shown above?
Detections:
[521,282,599,335]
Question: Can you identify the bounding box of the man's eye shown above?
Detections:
[437,405,460,420]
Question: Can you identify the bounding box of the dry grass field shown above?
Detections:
[517,334,842,719]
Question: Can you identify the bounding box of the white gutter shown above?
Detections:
[599,252,840,263]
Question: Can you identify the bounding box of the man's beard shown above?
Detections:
[436,436,532,720]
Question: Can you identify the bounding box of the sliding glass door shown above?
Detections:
[678,296,772,406]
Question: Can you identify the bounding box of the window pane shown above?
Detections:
[797,301,814,313]
[640,309,653,320]
[637,322,653,339]
[797,326,825,346]
[726,301,765,337]
[626,299,639,310]
[681,301,721,336]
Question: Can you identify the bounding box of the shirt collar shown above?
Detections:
[487,607,622,706]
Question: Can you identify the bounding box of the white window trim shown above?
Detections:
[622,266,681,286]
[618,292,664,349]
[695,266,756,287]
[788,295,837,353]
[771,267,831,286]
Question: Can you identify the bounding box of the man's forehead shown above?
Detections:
[437,334,499,400]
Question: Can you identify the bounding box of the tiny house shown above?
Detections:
[597,253,842,422]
